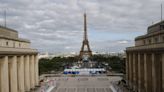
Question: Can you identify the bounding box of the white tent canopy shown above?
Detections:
[64,68,106,75]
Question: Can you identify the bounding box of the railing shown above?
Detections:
[111,81,136,92]
[40,78,57,92]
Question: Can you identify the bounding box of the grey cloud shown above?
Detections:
[0,0,163,53]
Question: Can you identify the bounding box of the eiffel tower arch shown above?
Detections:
[79,13,92,60]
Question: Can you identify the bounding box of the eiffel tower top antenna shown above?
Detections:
[84,13,88,40]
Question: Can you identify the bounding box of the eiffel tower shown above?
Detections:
[79,13,92,59]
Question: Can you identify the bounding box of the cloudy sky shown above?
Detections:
[0,0,163,53]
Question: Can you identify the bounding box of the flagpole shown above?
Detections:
[4,10,6,27]
[161,4,163,21]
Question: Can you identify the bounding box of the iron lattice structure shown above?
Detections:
[79,13,92,59]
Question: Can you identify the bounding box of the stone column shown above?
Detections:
[138,53,141,92]
[159,54,162,92]
[141,54,145,92]
[29,55,32,89]
[128,53,131,87]
[144,53,147,92]
[9,56,18,92]
[152,53,156,92]
[0,57,2,92]
[126,53,129,84]
[162,54,164,92]
[30,55,35,89]
[17,56,25,92]
[138,53,145,92]
[133,53,136,90]
[135,53,138,90]
[152,54,162,92]
[0,56,9,92]
[24,55,30,91]
[34,54,39,86]
[129,53,133,89]
[147,54,153,92]
[144,54,152,92]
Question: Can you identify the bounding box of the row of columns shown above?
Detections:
[126,52,164,92]
[0,54,39,92]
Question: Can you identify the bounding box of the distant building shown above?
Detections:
[39,52,50,59]
[0,26,39,92]
[126,21,164,92]
[38,52,79,59]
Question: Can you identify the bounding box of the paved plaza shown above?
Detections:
[51,76,121,92]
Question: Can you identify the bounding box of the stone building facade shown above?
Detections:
[0,26,39,92]
[126,21,164,92]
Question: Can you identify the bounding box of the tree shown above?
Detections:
[39,54,125,75]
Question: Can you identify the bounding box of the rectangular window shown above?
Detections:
[148,39,151,44]
[154,37,158,43]
[160,25,164,30]
[6,41,8,46]
[13,42,15,47]
[143,40,146,45]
